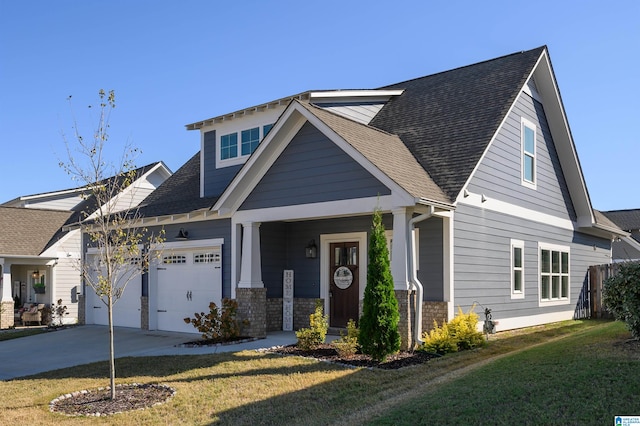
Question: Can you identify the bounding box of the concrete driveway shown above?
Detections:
[0,325,297,380]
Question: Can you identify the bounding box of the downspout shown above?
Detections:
[408,205,434,346]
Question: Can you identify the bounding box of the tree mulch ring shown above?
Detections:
[50,383,175,417]
[266,344,438,369]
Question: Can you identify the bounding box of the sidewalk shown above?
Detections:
[0,325,298,380]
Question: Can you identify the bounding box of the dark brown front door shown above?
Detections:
[329,242,359,328]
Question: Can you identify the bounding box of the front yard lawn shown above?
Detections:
[1,320,636,425]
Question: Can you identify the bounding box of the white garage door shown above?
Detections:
[86,256,142,328]
[156,247,222,333]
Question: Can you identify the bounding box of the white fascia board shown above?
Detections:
[232,195,401,224]
[534,51,594,223]
[309,90,404,100]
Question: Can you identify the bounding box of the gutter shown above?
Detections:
[407,205,434,347]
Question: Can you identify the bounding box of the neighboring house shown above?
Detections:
[81,46,624,349]
[0,162,171,328]
[601,209,640,262]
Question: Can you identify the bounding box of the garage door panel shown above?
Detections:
[156,248,222,333]
[86,258,141,328]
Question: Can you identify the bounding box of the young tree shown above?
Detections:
[359,209,401,361]
[60,89,164,399]
[603,262,640,340]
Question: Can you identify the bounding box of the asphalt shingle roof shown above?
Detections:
[136,152,218,217]
[0,207,73,256]
[370,46,546,201]
[601,209,640,232]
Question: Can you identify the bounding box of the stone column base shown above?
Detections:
[141,296,149,330]
[236,288,267,338]
[0,300,14,329]
[394,290,413,351]
[77,295,85,325]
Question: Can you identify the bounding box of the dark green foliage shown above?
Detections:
[359,209,401,361]
[296,300,329,350]
[603,262,640,339]
[184,299,248,341]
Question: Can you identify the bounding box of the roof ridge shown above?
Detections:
[377,46,547,89]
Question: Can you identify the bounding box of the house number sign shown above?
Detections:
[283,270,294,331]
[333,266,353,289]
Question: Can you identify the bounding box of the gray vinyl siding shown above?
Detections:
[240,122,390,211]
[468,92,577,220]
[453,204,610,320]
[202,130,242,198]
[315,101,385,125]
[417,217,444,301]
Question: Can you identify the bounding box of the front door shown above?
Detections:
[329,242,359,328]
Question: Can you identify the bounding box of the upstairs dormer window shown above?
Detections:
[220,133,238,160]
[241,128,260,156]
[217,124,275,167]
[521,117,536,189]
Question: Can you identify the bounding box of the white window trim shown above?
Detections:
[217,126,271,168]
[521,117,537,190]
[538,242,570,307]
[511,239,525,299]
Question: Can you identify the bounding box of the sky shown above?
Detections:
[0,0,638,211]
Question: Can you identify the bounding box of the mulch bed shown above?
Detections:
[267,344,438,369]
[50,383,175,417]
[178,336,257,347]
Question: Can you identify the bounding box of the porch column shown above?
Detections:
[236,222,266,338]
[391,208,411,290]
[391,208,413,350]
[442,212,455,321]
[238,222,264,288]
[0,259,15,329]
[1,259,12,302]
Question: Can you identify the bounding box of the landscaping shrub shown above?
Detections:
[331,319,360,358]
[296,300,328,350]
[184,299,247,341]
[421,305,485,355]
[421,320,458,355]
[359,209,401,362]
[603,262,640,339]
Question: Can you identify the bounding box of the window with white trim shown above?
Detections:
[241,127,260,156]
[521,117,536,188]
[511,239,524,299]
[263,123,274,137]
[539,243,570,304]
[220,133,238,160]
[163,255,186,264]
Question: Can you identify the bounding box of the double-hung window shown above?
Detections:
[539,243,570,305]
[521,117,536,188]
[511,239,525,299]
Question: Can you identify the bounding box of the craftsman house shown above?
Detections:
[0,162,171,328]
[81,46,623,348]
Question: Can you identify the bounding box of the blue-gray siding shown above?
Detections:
[202,130,242,198]
[468,92,577,220]
[453,204,609,319]
[240,122,390,211]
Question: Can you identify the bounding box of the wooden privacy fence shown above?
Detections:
[587,263,619,319]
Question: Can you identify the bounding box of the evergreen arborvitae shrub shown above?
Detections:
[359,209,401,361]
[603,262,640,339]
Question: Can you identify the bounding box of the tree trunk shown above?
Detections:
[108,294,116,399]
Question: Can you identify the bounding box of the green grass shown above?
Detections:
[371,321,639,425]
[0,320,636,425]
[0,328,45,341]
